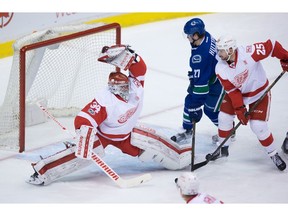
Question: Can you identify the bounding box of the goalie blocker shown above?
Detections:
[26,123,192,185]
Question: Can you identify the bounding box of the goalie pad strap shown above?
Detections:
[83,127,93,158]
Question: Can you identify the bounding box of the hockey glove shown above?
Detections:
[98,44,135,71]
[280,59,288,72]
[235,106,250,125]
[188,106,203,123]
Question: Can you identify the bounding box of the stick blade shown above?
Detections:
[116,173,152,188]
[191,160,208,171]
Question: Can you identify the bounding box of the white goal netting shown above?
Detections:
[0,23,120,152]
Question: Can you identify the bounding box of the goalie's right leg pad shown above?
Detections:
[27,144,92,185]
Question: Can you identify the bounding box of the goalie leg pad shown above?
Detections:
[132,124,191,170]
[30,145,92,185]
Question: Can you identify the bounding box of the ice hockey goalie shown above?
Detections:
[26,44,192,186]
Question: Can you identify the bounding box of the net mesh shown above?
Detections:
[0,23,119,151]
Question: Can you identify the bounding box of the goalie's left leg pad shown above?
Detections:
[138,149,191,170]
[131,124,192,170]
[30,145,92,185]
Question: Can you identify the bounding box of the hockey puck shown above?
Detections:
[174,178,178,184]
[205,154,212,160]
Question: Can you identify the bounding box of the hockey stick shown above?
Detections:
[36,102,152,188]
[191,121,196,171]
[193,70,286,171]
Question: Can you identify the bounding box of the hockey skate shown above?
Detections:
[270,153,286,171]
[26,172,44,185]
[212,122,236,145]
[171,129,193,144]
[209,146,229,161]
[281,133,288,154]
[212,131,236,145]
[212,134,219,145]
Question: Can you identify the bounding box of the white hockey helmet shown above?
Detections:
[108,72,129,101]
[175,172,200,195]
[216,34,237,53]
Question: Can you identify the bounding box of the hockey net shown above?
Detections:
[0,22,121,152]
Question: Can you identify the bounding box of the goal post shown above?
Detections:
[0,22,121,153]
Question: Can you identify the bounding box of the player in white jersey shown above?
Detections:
[214,35,288,171]
[27,45,192,185]
[175,172,224,204]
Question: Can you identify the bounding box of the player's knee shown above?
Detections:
[250,120,270,140]
[218,112,234,131]
[204,106,219,125]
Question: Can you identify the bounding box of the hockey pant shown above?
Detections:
[31,144,104,185]
[131,124,192,170]
[218,112,277,155]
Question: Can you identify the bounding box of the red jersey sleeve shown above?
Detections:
[74,99,107,130]
[271,41,288,59]
[128,55,147,87]
[251,40,288,62]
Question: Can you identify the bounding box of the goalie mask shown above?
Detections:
[108,72,129,102]
[175,172,200,195]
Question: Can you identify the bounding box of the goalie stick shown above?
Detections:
[192,70,286,171]
[36,102,152,188]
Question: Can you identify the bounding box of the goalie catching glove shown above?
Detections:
[98,44,136,71]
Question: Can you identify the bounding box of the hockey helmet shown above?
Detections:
[108,72,129,101]
[216,34,237,53]
[183,18,206,37]
[175,172,200,195]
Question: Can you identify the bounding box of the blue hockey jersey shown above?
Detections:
[187,32,223,109]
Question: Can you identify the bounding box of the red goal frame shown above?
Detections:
[18,23,121,152]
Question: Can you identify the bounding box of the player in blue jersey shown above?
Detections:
[171,18,226,149]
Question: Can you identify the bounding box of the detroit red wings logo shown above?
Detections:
[232,69,249,88]
[118,106,138,123]
[0,13,14,28]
